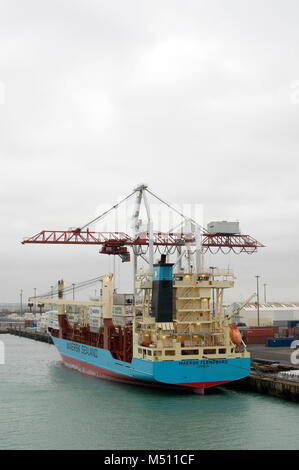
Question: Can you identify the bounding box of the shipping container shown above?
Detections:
[273,320,290,327]
[244,335,270,345]
[207,221,240,234]
[266,336,297,347]
[244,327,278,337]
[24,319,37,328]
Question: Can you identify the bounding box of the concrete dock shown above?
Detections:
[224,344,299,402]
[227,369,299,402]
[247,344,299,368]
[0,326,53,344]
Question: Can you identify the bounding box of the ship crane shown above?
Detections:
[226,292,257,320]
[22,185,264,275]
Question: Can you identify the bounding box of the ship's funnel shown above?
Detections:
[151,255,174,322]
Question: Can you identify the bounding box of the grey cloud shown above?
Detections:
[1,0,299,302]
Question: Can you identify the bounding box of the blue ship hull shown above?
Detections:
[51,336,250,391]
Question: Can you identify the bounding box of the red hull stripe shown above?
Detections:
[61,354,229,390]
[61,354,180,390]
[61,354,133,381]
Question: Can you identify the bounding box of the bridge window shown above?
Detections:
[203,349,216,355]
[165,350,175,356]
[182,349,199,355]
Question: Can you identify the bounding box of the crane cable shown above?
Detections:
[79,190,137,231]
[77,186,206,239]
[34,275,107,299]
[145,188,208,234]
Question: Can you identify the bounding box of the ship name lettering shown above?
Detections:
[81,345,98,358]
[178,360,199,366]
[200,359,228,365]
[66,342,80,353]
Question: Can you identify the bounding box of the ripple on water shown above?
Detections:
[0,335,298,450]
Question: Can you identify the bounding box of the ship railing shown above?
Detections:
[208,267,234,278]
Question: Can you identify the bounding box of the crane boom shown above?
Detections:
[21,185,264,261]
[22,229,263,249]
[227,292,257,320]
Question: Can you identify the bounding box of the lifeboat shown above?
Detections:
[229,323,242,346]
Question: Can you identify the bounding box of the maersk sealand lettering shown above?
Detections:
[81,345,98,358]
[66,341,98,358]
[66,342,80,353]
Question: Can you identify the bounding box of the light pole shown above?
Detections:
[34,287,37,314]
[209,266,216,316]
[51,286,54,298]
[20,289,23,314]
[255,276,260,326]
[72,283,75,300]
[263,283,267,303]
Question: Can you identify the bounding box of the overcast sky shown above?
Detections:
[1,0,299,303]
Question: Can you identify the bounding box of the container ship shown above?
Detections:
[23,184,264,393]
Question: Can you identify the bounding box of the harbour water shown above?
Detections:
[0,335,298,450]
